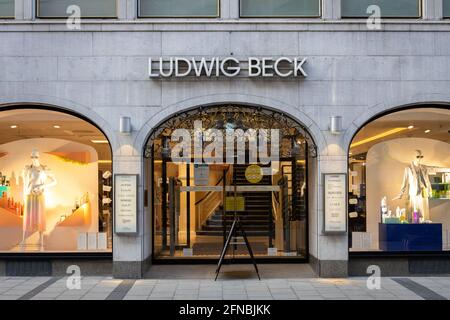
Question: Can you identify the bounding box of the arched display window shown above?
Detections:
[0,107,113,253]
[144,105,316,261]
[348,106,450,253]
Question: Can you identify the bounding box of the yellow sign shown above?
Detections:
[245,165,263,184]
[225,196,245,211]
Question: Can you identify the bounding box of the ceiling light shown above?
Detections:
[10,125,17,129]
[98,160,112,164]
[407,125,414,129]
[91,140,109,144]
[349,152,353,155]
[53,125,60,129]
[424,129,431,133]
[350,127,408,148]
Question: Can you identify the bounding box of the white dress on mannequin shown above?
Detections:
[21,150,56,250]
[23,166,49,233]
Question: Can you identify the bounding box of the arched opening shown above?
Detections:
[348,106,450,253]
[144,105,316,262]
[0,107,113,253]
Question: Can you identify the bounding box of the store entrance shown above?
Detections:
[146,105,314,262]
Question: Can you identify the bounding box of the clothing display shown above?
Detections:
[0,132,111,253]
[394,151,432,221]
[23,193,46,233]
[22,149,56,236]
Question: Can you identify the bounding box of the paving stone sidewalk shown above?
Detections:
[0,276,449,300]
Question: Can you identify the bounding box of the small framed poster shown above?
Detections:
[323,173,347,234]
[114,174,138,235]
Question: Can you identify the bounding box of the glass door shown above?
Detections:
[148,105,312,261]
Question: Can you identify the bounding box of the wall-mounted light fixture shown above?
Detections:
[330,116,342,135]
[119,116,132,135]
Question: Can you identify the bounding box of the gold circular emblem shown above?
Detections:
[245,165,263,184]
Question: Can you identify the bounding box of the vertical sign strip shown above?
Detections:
[114,174,138,235]
[323,173,347,234]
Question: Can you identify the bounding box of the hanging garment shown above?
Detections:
[397,162,432,221]
[23,193,46,233]
[22,165,49,233]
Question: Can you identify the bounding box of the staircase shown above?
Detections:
[196,165,274,237]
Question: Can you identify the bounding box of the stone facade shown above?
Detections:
[1,0,450,278]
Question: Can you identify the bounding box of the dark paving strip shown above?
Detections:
[18,277,62,300]
[393,278,447,300]
[105,280,136,300]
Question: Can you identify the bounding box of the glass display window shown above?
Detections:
[349,107,450,253]
[0,108,112,253]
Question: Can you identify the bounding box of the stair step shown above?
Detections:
[201,225,271,230]
[242,204,272,208]
[200,168,275,236]
[196,230,272,236]
[210,214,271,218]
[207,220,270,226]
[210,215,271,220]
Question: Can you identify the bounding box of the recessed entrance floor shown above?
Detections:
[145,264,317,279]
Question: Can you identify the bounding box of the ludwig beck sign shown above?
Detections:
[149,57,308,78]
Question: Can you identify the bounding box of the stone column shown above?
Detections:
[310,133,349,278]
[15,0,33,20]
[118,0,137,20]
[322,0,341,20]
[423,0,444,20]
[112,134,149,278]
[228,0,240,20]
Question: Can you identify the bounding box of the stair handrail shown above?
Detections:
[194,175,224,206]
[272,194,279,221]
[195,167,233,229]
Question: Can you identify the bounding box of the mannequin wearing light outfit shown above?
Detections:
[393,150,432,222]
[21,150,57,251]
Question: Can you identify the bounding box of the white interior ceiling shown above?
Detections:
[350,107,450,159]
[0,108,112,167]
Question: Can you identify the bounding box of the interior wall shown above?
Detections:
[0,138,99,251]
[366,138,450,249]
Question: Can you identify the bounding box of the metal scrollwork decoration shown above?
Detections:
[145,105,317,159]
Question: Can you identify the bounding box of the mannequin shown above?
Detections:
[393,150,432,222]
[21,149,57,251]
